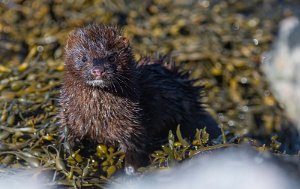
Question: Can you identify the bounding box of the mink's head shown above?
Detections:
[64,25,134,88]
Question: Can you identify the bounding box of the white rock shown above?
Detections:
[262,17,300,131]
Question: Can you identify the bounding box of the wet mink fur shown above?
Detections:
[60,24,221,174]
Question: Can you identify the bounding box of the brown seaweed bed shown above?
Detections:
[1,0,300,188]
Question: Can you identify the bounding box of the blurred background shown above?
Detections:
[1,0,300,188]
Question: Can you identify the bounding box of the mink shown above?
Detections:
[59,24,221,174]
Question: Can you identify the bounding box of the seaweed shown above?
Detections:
[0,0,300,188]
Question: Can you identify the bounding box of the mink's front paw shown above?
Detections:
[124,151,149,175]
[125,165,136,175]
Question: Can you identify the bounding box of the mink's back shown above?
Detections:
[136,57,221,142]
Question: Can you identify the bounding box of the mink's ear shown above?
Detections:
[117,36,129,49]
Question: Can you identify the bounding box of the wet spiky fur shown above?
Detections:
[59,24,221,173]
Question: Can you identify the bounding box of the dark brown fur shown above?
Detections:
[59,25,221,174]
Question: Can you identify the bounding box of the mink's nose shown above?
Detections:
[91,67,105,77]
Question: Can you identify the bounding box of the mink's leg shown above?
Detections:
[122,123,151,175]
[121,132,151,175]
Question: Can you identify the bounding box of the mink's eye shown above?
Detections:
[107,54,117,63]
[81,56,88,62]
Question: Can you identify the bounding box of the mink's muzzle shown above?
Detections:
[84,63,117,88]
